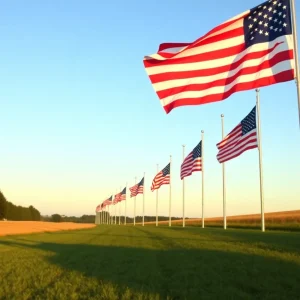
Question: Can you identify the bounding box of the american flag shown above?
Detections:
[216,106,258,163]
[151,163,170,191]
[113,188,126,203]
[181,141,202,179]
[143,0,294,114]
[102,196,113,207]
[129,177,144,197]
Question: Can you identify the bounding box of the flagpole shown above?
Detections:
[115,189,117,225]
[256,89,265,232]
[134,177,137,226]
[108,206,110,225]
[156,164,159,227]
[169,155,172,227]
[143,173,145,226]
[118,186,121,225]
[290,0,300,126]
[182,145,185,228]
[221,114,227,230]
[125,183,127,225]
[201,130,205,229]
[107,206,109,225]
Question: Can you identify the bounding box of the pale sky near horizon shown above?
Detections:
[0,0,299,218]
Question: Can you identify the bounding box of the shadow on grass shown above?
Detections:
[1,236,300,299]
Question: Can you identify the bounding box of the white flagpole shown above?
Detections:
[101,211,103,224]
[290,0,300,126]
[134,177,137,226]
[182,145,185,228]
[201,130,205,229]
[143,173,145,226]
[221,114,227,230]
[156,164,159,227]
[115,189,117,225]
[256,89,265,232]
[108,206,110,225]
[125,183,127,225]
[119,186,121,225]
[106,206,108,225]
[169,155,172,227]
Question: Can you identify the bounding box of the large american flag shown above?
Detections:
[143,0,294,113]
[216,106,258,163]
[129,177,144,197]
[151,163,170,191]
[181,141,202,179]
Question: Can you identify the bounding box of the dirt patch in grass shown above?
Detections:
[0,221,95,237]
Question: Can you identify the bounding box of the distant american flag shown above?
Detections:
[181,141,202,179]
[143,0,294,113]
[95,204,102,212]
[102,196,113,207]
[130,177,144,197]
[120,187,126,201]
[114,188,126,203]
[216,106,258,163]
[151,163,170,191]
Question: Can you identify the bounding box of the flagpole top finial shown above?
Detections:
[256,88,260,92]
[201,130,204,133]
[221,114,224,117]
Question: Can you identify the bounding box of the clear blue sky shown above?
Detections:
[0,0,299,218]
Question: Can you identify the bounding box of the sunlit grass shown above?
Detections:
[1,226,300,299]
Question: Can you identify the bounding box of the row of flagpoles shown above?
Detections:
[96,89,266,231]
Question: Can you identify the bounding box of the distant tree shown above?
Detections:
[0,190,7,219]
[51,214,62,222]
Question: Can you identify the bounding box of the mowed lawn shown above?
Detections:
[1,226,300,299]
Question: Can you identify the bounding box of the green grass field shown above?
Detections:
[1,226,300,299]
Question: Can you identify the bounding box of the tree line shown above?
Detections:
[0,190,41,221]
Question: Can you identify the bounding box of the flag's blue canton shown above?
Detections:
[192,141,202,159]
[241,106,256,135]
[138,178,144,187]
[162,163,170,176]
[121,188,126,194]
[244,0,292,48]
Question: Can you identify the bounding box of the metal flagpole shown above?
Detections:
[134,177,137,226]
[115,189,117,225]
[256,89,265,232]
[125,183,127,225]
[290,0,300,126]
[221,114,227,230]
[169,155,172,227]
[107,206,109,225]
[201,130,205,229]
[143,173,145,226]
[156,164,159,227]
[108,205,110,225]
[182,145,185,228]
[119,186,121,225]
[100,211,102,224]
